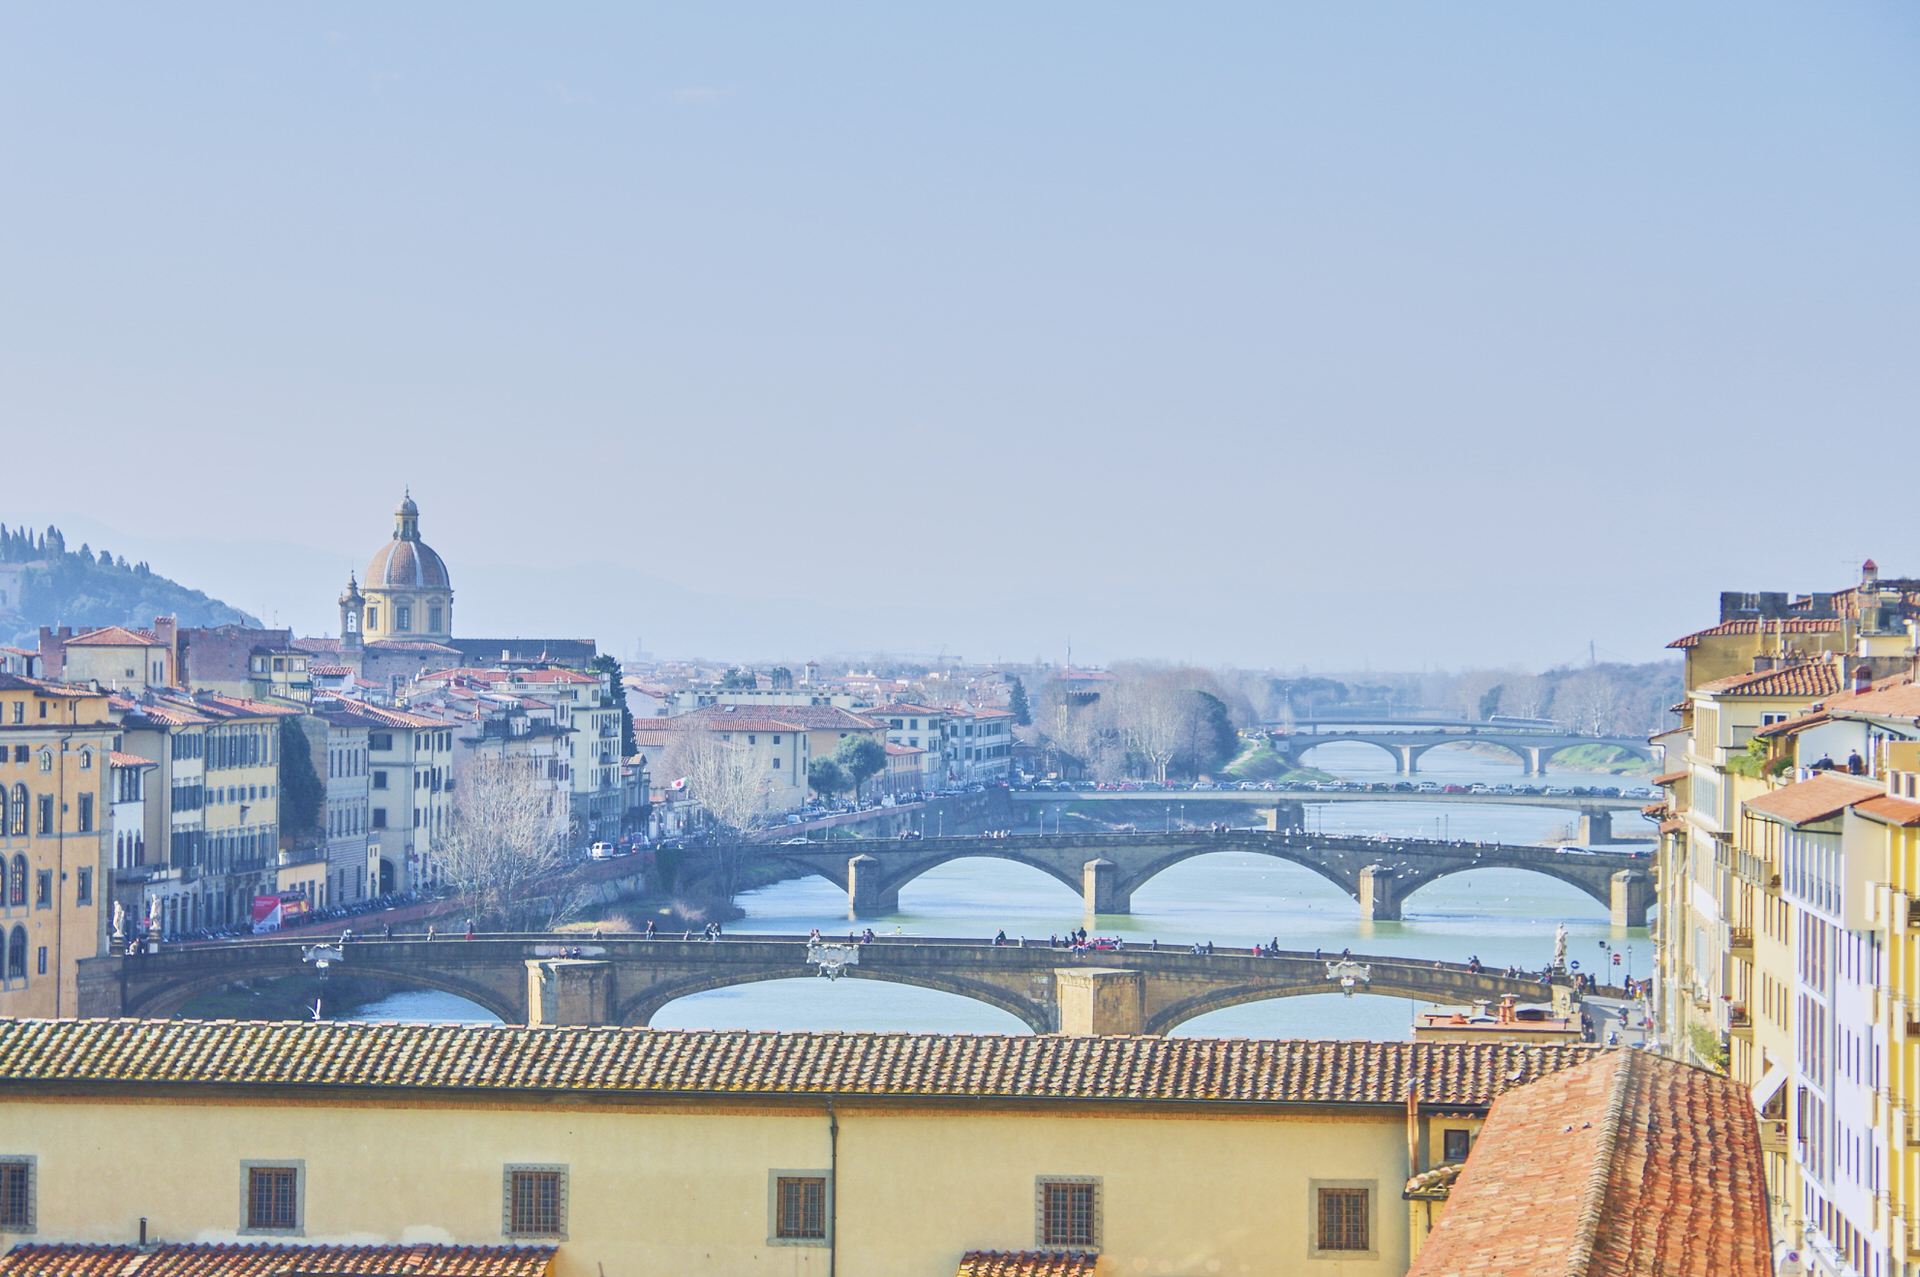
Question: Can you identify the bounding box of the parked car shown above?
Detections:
[588,842,618,861]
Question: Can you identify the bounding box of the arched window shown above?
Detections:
[0,855,8,906]
[6,926,24,980]
[0,784,7,839]
[8,786,22,837]
[8,855,24,907]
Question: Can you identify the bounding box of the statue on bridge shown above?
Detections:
[1553,923,1568,973]
[805,936,860,981]
[1325,960,1371,998]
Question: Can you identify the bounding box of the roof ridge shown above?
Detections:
[1563,1051,1635,1277]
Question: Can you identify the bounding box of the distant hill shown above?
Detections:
[0,522,260,649]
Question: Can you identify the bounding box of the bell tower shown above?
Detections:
[339,573,365,651]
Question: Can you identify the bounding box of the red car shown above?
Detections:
[1442,784,1469,794]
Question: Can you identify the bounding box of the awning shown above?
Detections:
[1750,1059,1789,1112]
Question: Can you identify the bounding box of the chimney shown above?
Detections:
[1497,994,1517,1024]
[1863,558,1880,587]
[1854,663,1874,696]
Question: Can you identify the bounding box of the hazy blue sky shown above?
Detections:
[3,5,1915,669]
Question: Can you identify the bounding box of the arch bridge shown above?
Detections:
[730,830,1653,925]
[74,935,1571,1037]
[1268,729,1654,775]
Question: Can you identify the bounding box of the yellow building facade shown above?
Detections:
[0,675,117,1018]
[0,1021,1605,1277]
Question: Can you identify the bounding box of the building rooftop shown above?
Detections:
[1743,772,1884,827]
[1406,1049,1769,1277]
[61,625,167,648]
[0,1244,555,1277]
[955,1254,1097,1277]
[0,1019,1599,1109]
[1694,661,1843,699]
[1666,617,1845,649]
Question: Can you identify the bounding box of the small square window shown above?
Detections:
[776,1177,825,1239]
[1036,1177,1100,1250]
[1443,1128,1471,1163]
[1311,1183,1374,1257]
[767,1170,831,1246]
[0,1157,35,1232]
[76,867,92,907]
[504,1165,567,1239]
[241,1162,303,1234]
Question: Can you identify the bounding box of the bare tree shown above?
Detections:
[667,732,769,834]
[436,756,576,930]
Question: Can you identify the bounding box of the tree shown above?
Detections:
[667,733,768,833]
[435,756,575,930]
[277,717,325,838]
[589,654,637,757]
[769,667,795,690]
[1477,684,1505,722]
[834,735,888,804]
[807,757,848,803]
[719,667,757,690]
[1008,678,1032,726]
[1171,690,1238,778]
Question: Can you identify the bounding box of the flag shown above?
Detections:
[669,777,689,791]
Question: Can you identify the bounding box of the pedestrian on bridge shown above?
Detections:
[645,919,657,938]
[464,919,475,940]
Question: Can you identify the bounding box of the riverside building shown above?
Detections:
[1652,561,1920,1275]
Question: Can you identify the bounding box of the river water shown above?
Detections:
[345,742,1655,1040]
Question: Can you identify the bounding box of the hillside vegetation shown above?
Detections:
[1,523,258,649]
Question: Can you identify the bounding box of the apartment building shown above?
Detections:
[0,674,118,1018]
[305,706,373,902]
[308,698,452,895]
[1654,561,1920,1276]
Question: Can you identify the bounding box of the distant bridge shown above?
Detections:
[717,831,1653,924]
[76,935,1571,1037]
[1264,728,1655,775]
[1009,788,1648,816]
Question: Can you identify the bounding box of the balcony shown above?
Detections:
[1729,927,1754,954]
[1758,1119,1789,1151]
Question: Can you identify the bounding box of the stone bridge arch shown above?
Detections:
[1142,967,1553,1035]
[1105,841,1361,915]
[112,953,526,1023]
[1282,736,1409,770]
[614,966,1053,1033]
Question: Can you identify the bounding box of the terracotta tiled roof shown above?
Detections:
[869,702,943,716]
[886,742,925,756]
[1695,662,1842,699]
[678,704,882,732]
[0,1020,1599,1108]
[1667,618,1844,649]
[1405,1049,1770,1277]
[309,664,352,676]
[1855,795,1920,827]
[108,751,157,769]
[1640,801,1667,817]
[310,697,446,730]
[1743,773,1883,827]
[0,1244,554,1277]
[62,625,165,647]
[1659,818,1684,835]
[1651,770,1687,786]
[955,1253,1098,1277]
[364,640,461,654]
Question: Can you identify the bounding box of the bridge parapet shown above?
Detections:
[77,934,1575,1040]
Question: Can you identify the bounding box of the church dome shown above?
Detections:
[366,494,451,590]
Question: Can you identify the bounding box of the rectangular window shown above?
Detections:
[243,1163,302,1233]
[77,793,93,833]
[372,771,388,789]
[371,809,387,829]
[36,795,52,834]
[35,947,45,976]
[1037,1178,1100,1249]
[504,1166,567,1238]
[34,871,51,909]
[76,867,92,907]
[1316,1187,1370,1253]
[776,1177,826,1239]
[1442,1129,1471,1163]
[0,1157,34,1232]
